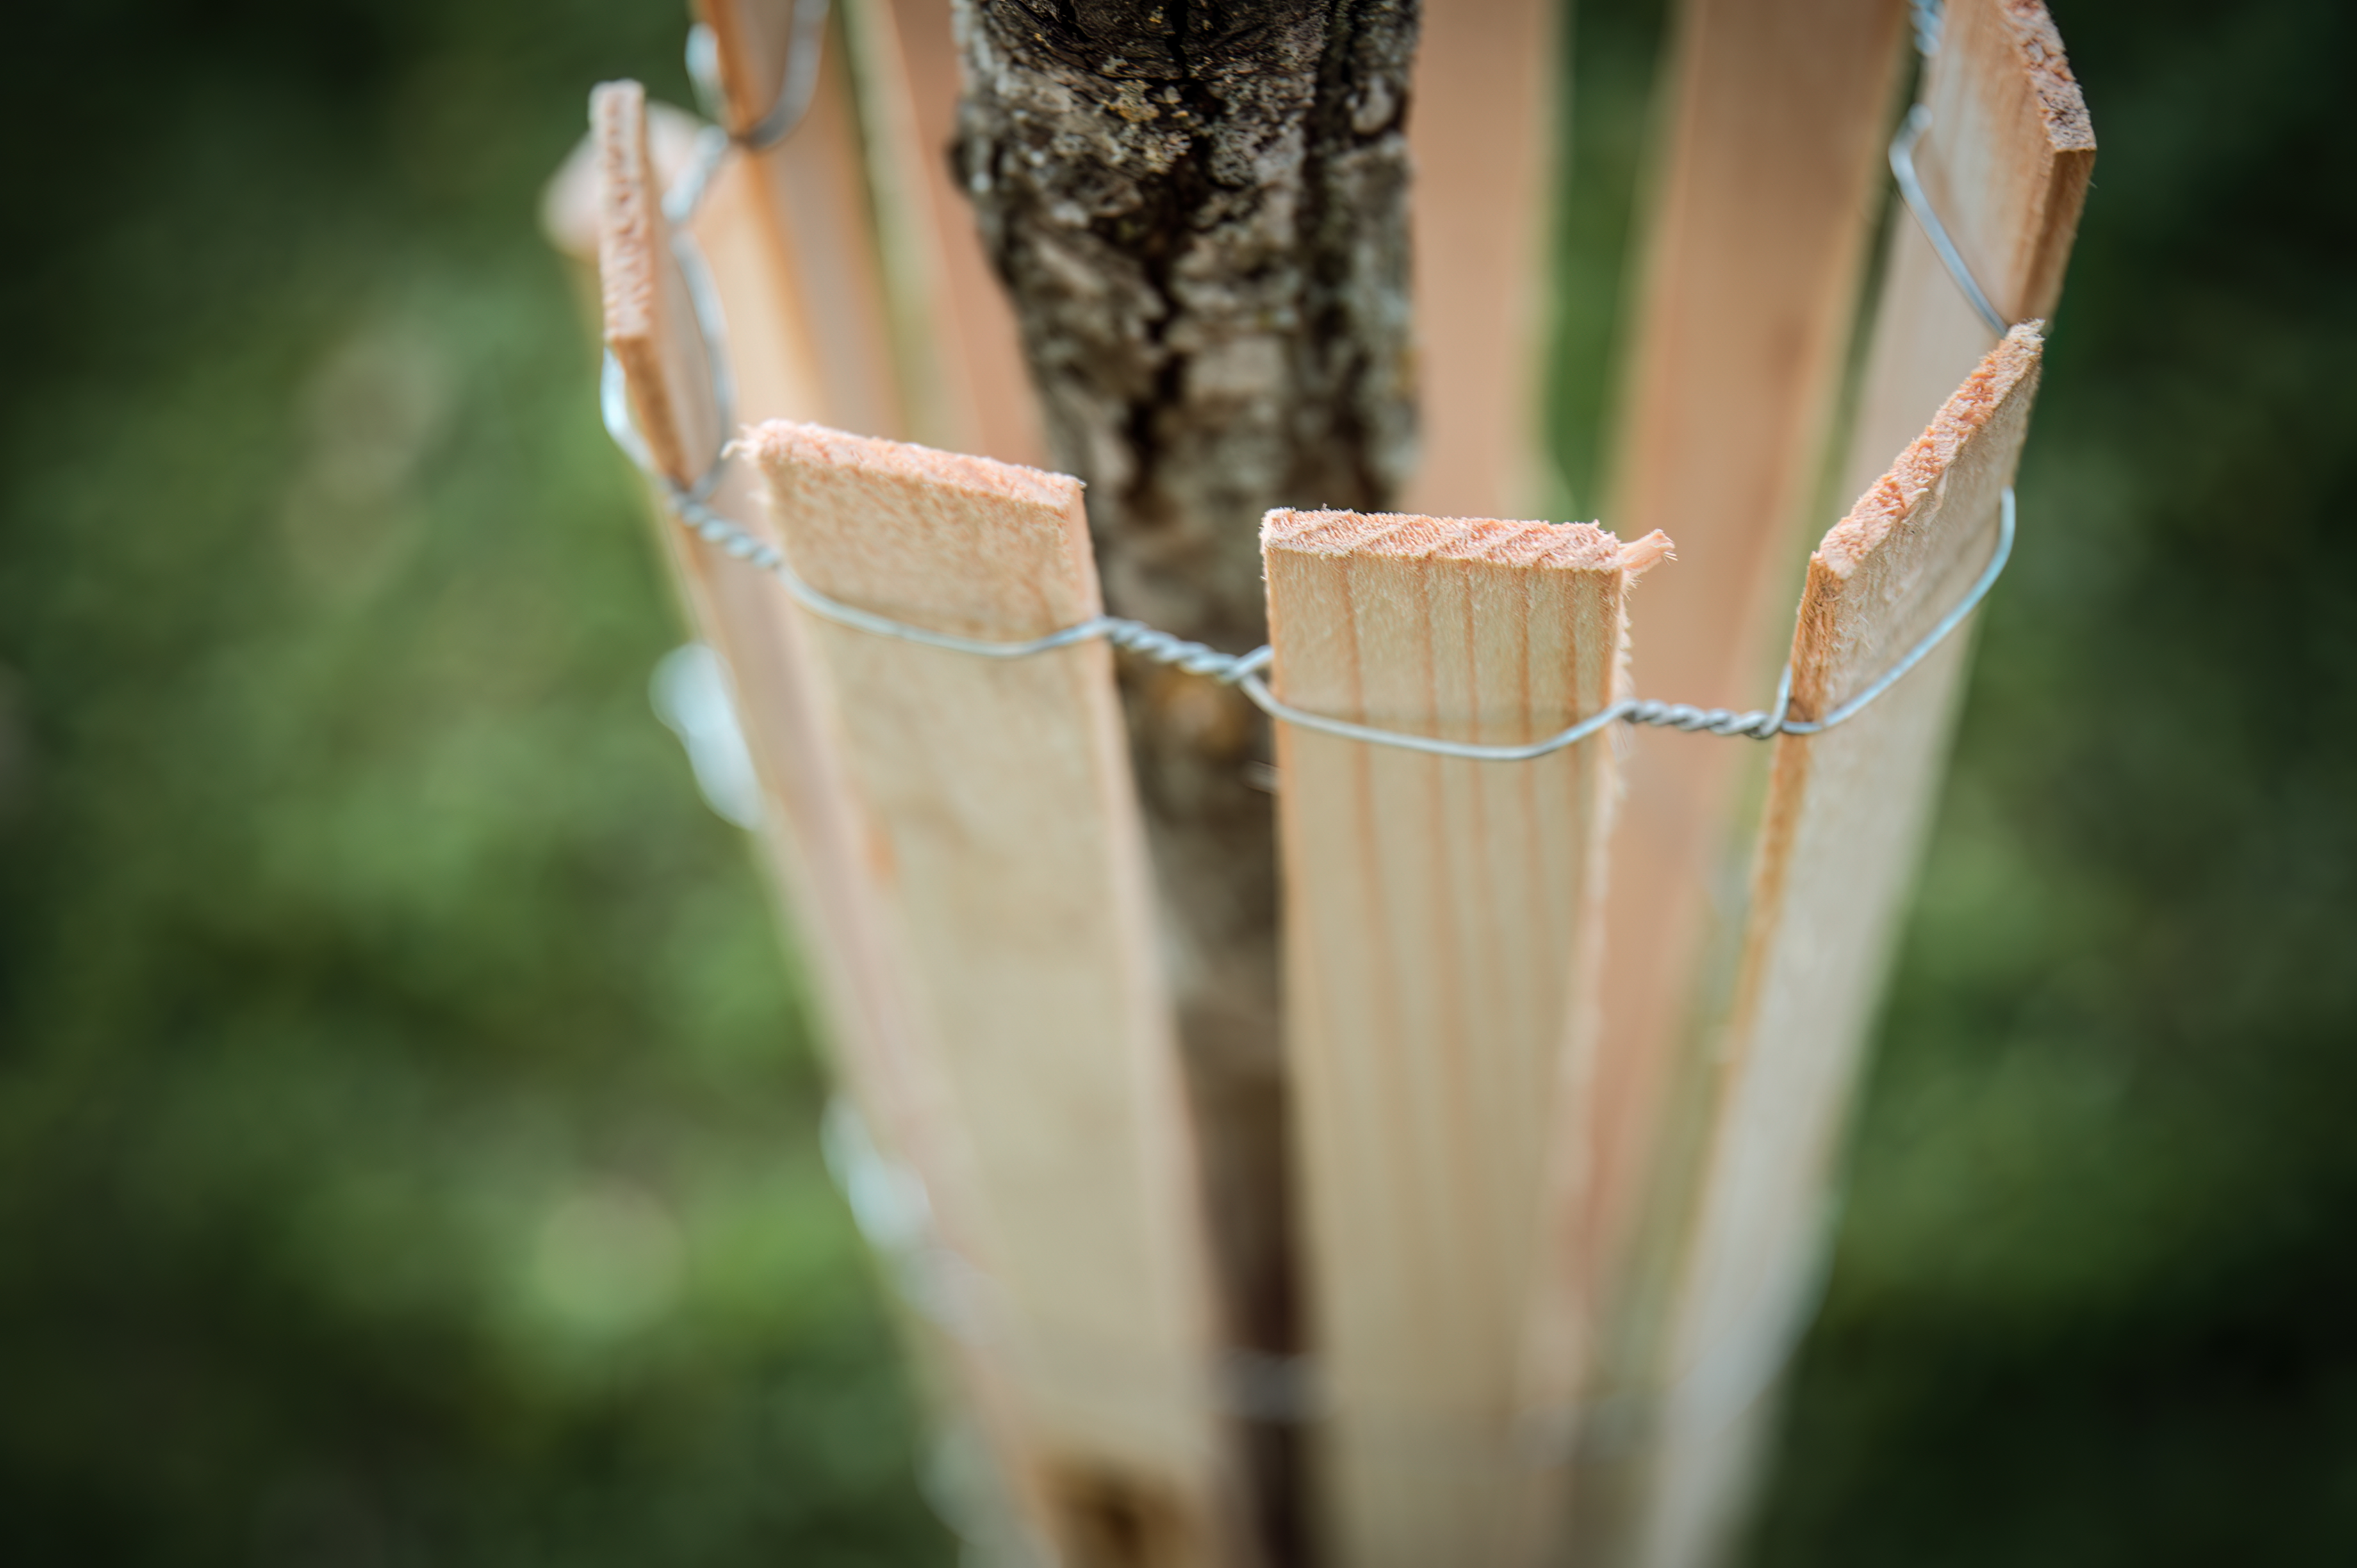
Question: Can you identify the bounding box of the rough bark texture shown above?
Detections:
[952,3,1418,1557]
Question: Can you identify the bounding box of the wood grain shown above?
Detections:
[697,0,909,439]
[594,81,724,488]
[748,422,1249,1567]
[847,0,1046,465]
[1400,0,1561,522]
[1641,325,2045,1568]
[1264,508,1653,1566]
[1579,2,1911,1453]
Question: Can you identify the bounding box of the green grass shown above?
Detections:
[2,0,2352,1563]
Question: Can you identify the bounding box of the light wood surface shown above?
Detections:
[1641,325,2045,1568]
[850,0,1047,465]
[591,77,913,1201]
[748,422,1247,1567]
[594,82,724,487]
[1580,0,1911,1438]
[1264,508,1660,1566]
[591,81,1055,1554]
[1400,0,1562,521]
[544,99,700,264]
[1625,13,2090,1557]
[1836,0,2092,509]
[697,0,909,439]
[698,0,800,139]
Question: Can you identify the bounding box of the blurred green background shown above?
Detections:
[1,0,2350,1563]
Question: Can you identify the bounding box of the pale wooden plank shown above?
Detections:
[697,0,910,438]
[698,0,803,139]
[848,0,1048,466]
[1835,0,2094,508]
[1399,0,1562,522]
[592,78,912,1192]
[1265,508,1652,1566]
[595,81,724,487]
[747,422,1250,1567]
[1580,0,1912,1438]
[590,83,1050,1553]
[1644,324,2046,1568]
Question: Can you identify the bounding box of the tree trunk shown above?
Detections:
[952,0,1418,1554]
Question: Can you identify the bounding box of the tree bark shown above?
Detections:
[952,0,1418,1554]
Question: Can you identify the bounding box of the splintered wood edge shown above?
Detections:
[744,420,1083,518]
[1813,322,2042,583]
[1790,322,2041,722]
[1262,508,1668,575]
[2000,0,2095,155]
[1943,0,2095,320]
[1997,0,2095,317]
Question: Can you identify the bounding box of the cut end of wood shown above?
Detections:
[745,421,1083,519]
[544,98,702,262]
[591,81,660,349]
[1262,509,1626,573]
[2002,0,2096,153]
[1816,322,2043,580]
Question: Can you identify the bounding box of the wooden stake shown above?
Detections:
[747,422,1250,1568]
[1619,11,2090,1556]
[1400,0,1562,521]
[591,79,907,1163]
[1263,509,1661,1566]
[1640,324,2045,1568]
[1835,0,2094,509]
[596,82,723,488]
[697,0,909,438]
[590,81,1046,1554]
[843,0,1047,466]
[1581,0,1911,1437]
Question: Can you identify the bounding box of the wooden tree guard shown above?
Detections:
[1583,0,1910,1429]
[562,6,2098,1563]
[1639,324,2045,1568]
[746,422,1248,1566]
[1401,0,1562,521]
[1263,510,1659,1566]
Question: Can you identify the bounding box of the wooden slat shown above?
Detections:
[846,0,1047,466]
[1580,0,1912,1439]
[1835,0,2094,510]
[595,82,724,488]
[1264,509,1661,1566]
[1640,324,2045,1568]
[1399,0,1562,520]
[592,79,909,1188]
[1620,12,2091,1558]
[590,82,1049,1553]
[697,0,909,438]
[747,421,1249,1567]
